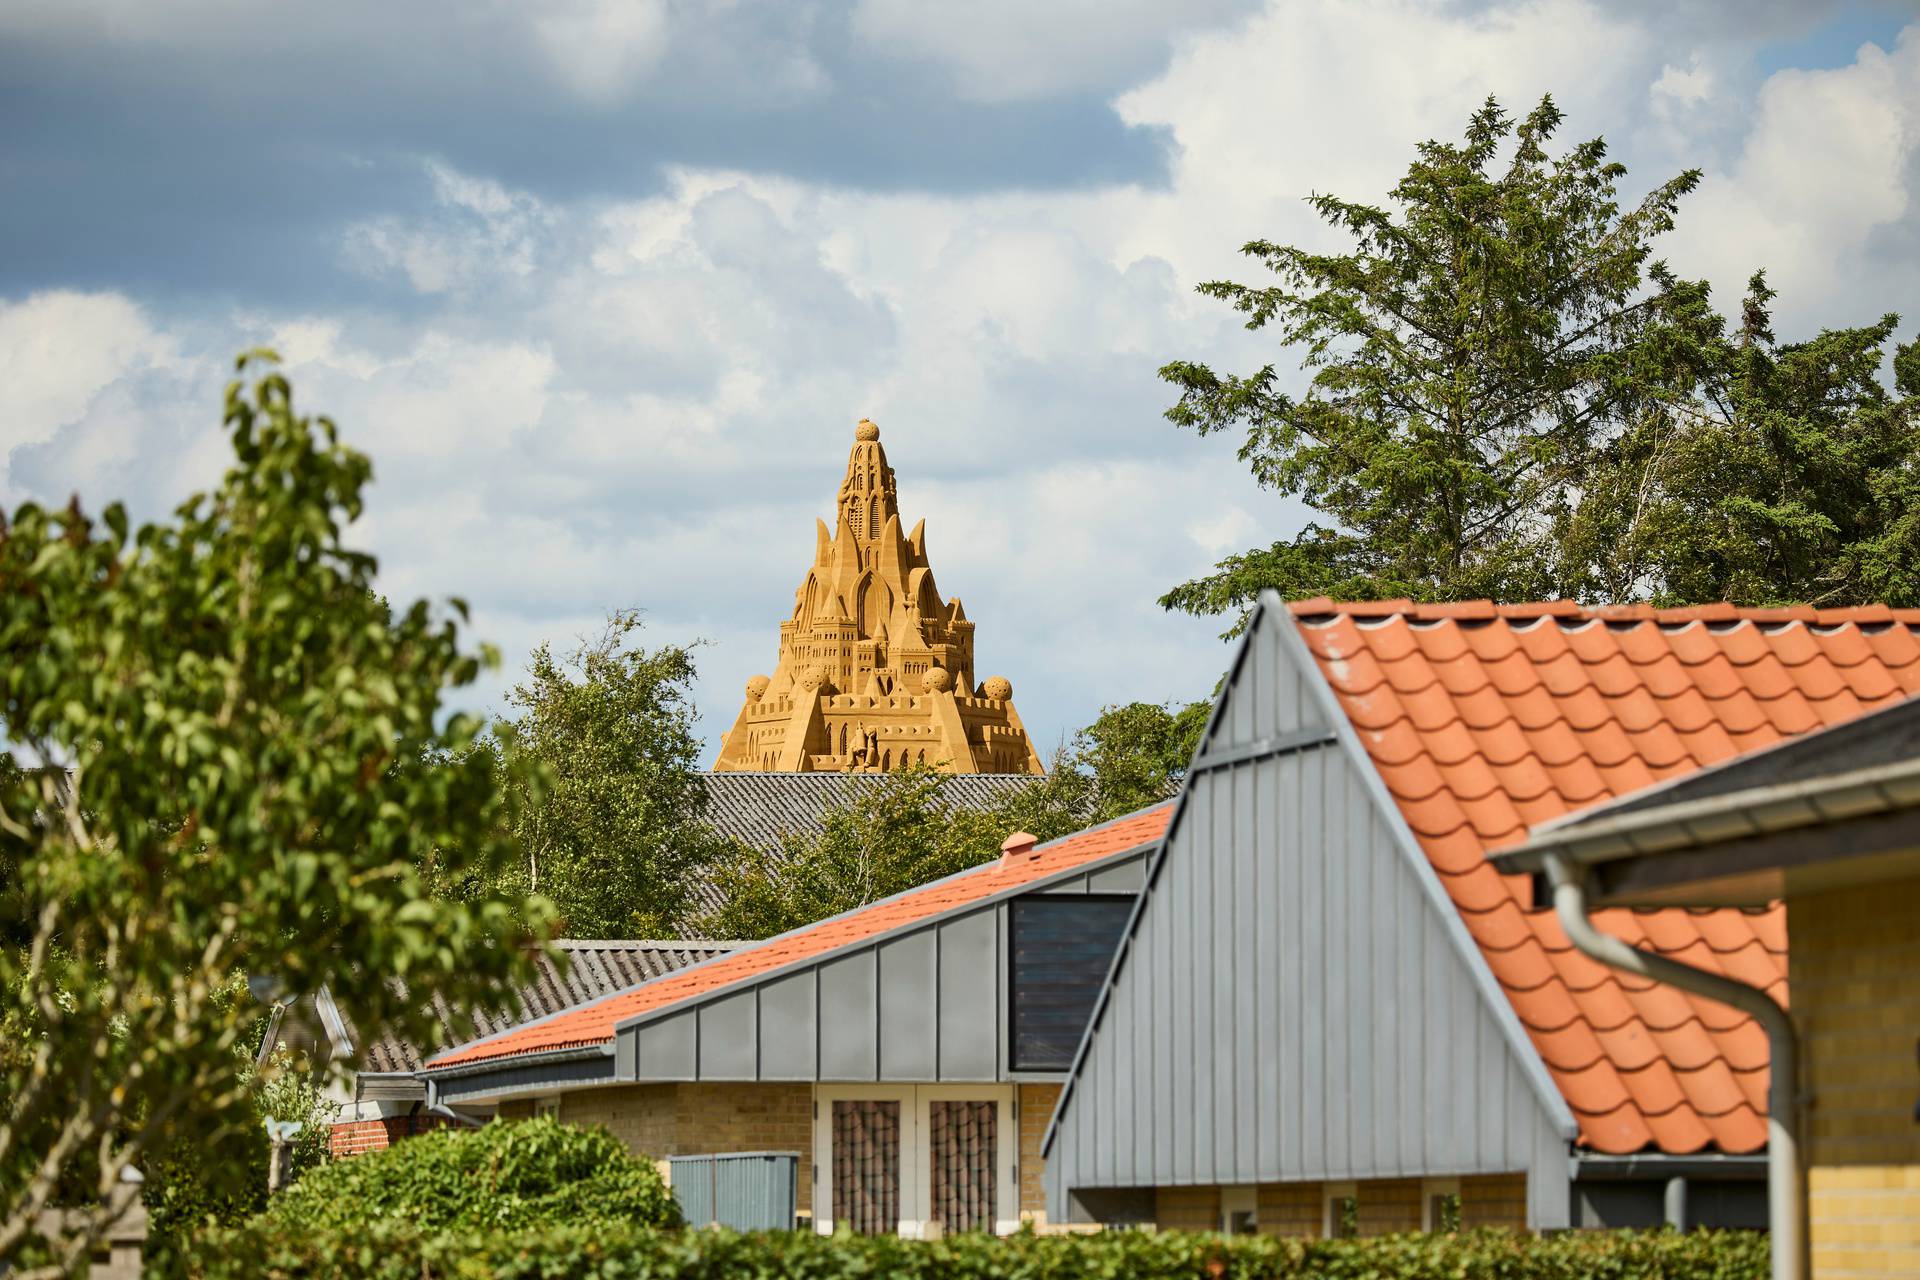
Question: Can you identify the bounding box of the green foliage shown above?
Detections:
[1162,94,1920,624]
[1161,96,1702,628]
[1558,271,1920,607]
[260,1117,679,1238]
[702,694,1218,939]
[704,756,1096,940]
[0,353,551,1273]
[466,610,730,938]
[167,1221,1768,1280]
[1073,699,1211,818]
[144,1043,338,1267]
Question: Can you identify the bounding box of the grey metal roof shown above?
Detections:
[692,770,1044,916]
[357,940,742,1073]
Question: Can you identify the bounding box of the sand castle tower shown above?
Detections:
[712,419,1043,774]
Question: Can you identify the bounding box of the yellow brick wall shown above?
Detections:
[519,1084,813,1217]
[1256,1182,1323,1237]
[1149,1176,1507,1237]
[1356,1177,1422,1236]
[1017,1083,1062,1221]
[1458,1173,1526,1230]
[1791,876,1920,1280]
[557,1083,680,1161]
[1155,1185,1223,1231]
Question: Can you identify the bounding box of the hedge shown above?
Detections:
[167,1220,1768,1280]
[259,1117,680,1237]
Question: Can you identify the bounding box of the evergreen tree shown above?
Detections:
[1159,96,1701,627]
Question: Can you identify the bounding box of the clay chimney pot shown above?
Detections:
[1000,831,1039,863]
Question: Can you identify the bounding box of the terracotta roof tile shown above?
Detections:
[1811,625,1872,669]
[1357,718,1427,765]
[1553,685,1612,731]
[1594,755,1663,798]
[1288,600,1920,1155]
[1765,623,1821,668]
[1641,1104,1717,1154]
[1414,717,1480,765]
[1603,685,1664,733]
[1410,620,1471,661]
[426,802,1172,1070]
[1465,899,1536,950]
[1713,622,1773,668]
[1864,622,1920,667]
[1360,615,1421,662]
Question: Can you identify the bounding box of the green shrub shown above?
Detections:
[166,1220,1767,1280]
[259,1117,680,1237]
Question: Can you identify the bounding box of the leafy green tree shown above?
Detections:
[703,695,1222,940]
[477,611,729,938]
[1559,272,1920,606]
[0,355,548,1275]
[1159,96,1702,629]
[1073,700,1210,820]
[143,1041,338,1268]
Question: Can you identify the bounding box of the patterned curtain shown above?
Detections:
[831,1100,900,1235]
[929,1100,996,1233]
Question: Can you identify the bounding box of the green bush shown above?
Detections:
[258,1117,680,1237]
[166,1220,1767,1280]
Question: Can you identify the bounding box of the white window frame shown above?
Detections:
[812,1084,1018,1238]
[532,1095,560,1120]
[1220,1185,1257,1234]
[1420,1177,1461,1232]
[1324,1179,1358,1238]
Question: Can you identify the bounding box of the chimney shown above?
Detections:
[1000,831,1039,865]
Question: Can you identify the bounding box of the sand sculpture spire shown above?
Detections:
[713,420,1042,774]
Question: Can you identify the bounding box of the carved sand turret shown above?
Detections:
[712,420,1043,774]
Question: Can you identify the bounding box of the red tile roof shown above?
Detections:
[1290,597,1920,1155]
[426,803,1172,1070]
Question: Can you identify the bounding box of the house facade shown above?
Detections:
[1045,595,1920,1234]
[418,806,1167,1234]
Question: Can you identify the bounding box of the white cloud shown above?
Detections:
[1667,24,1920,324]
[344,161,556,296]
[526,0,672,106]
[851,0,1253,102]
[6,0,1918,755]
[0,291,180,499]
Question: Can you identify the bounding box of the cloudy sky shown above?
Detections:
[3,0,1917,758]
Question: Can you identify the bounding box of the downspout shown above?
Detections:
[1542,854,1802,1280]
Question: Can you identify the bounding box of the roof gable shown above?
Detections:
[426,803,1171,1071]
[1289,597,1920,1154]
[1043,599,1574,1215]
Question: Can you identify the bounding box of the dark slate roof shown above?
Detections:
[692,770,1045,916]
[357,940,741,1074]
